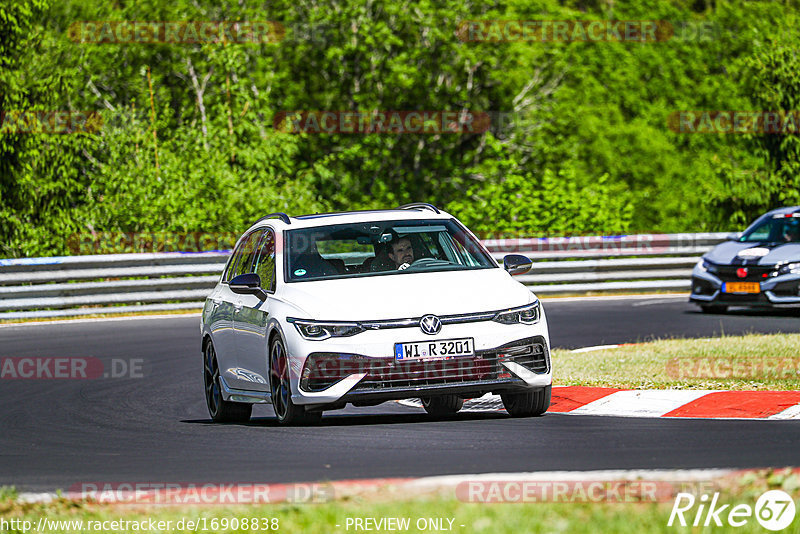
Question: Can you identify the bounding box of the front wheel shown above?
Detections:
[204,341,252,423]
[501,385,551,417]
[421,395,464,416]
[270,337,321,425]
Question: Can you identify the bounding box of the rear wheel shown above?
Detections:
[204,341,252,423]
[270,337,321,425]
[501,385,551,417]
[421,395,464,416]
[700,305,728,314]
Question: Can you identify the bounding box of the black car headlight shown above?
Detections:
[287,318,365,340]
[493,301,540,325]
[778,262,800,276]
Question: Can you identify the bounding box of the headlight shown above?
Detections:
[697,259,716,273]
[778,262,800,275]
[493,301,540,325]
[287,318,365,341]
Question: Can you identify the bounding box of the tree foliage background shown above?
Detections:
[1,0,799,256]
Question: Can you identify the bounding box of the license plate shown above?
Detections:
[723,282,760,294]
[394,337,474,361]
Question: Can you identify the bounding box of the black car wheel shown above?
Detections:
[204,340,252,423]
[501,385,551,417]
[270,337,321,425]
[421,395,464,416]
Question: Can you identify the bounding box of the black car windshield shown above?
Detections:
[285,219,497,281]
[739,214,800,244]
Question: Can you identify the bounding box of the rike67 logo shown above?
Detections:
[668,490,796,531]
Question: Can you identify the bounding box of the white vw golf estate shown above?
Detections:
[201,204,552,424]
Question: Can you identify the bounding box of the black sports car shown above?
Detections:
[690,206,800,313]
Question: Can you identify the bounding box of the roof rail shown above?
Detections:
[255,212,291,225]
[397,203,441,214]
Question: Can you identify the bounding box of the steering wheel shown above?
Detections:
[402,257,447,270]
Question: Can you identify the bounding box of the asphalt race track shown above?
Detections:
[1,296,799,492]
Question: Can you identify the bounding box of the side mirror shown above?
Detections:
[229,273,268,300]
[726,232,743,241]
[503,254,532,276]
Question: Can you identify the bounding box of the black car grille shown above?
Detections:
[713,265,774,282]
[301,336,549,393]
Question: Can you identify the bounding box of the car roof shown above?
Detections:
[245,205,453,233]
[764,206,800,217]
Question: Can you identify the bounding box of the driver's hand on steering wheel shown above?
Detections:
[398,262,411,270]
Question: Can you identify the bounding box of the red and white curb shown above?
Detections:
[400,387,800,419]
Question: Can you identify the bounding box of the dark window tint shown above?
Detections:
[225,229,264,282]
[253,229,277,291]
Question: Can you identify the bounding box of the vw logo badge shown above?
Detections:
[419,314,442,335]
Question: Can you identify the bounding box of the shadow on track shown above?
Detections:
[182,410,512,427]
[684,307,800,318]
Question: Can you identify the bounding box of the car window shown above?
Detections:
[286,219,496,282]
[225,229,264,282]
[740,215,800,243]
[253,229,277,291]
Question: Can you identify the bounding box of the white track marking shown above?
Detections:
[569,390,715,417]
[768,403,800,420]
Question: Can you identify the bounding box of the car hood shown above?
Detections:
[704,240,800,265]
[281,268,533,320]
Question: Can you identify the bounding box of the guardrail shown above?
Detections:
[0,233,729,319]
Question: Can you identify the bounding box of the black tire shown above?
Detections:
[270,337,321,425]
[421,395,464,416]
[501,385,551,417]
[700,305,728,314]
[204,340,253,423]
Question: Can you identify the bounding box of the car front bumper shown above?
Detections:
[285,318,553,406]
[689,266,800,308]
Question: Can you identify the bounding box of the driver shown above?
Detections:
[784,223,800,242]
[388,237,415,270]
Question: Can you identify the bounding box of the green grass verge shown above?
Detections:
[2,470,799,533]
[552,333,800,390]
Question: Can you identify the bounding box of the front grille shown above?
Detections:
[714,265,774,282]
[301,336,549,392]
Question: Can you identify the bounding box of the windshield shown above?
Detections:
[285,219,496,282]
[739,214,800,244]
